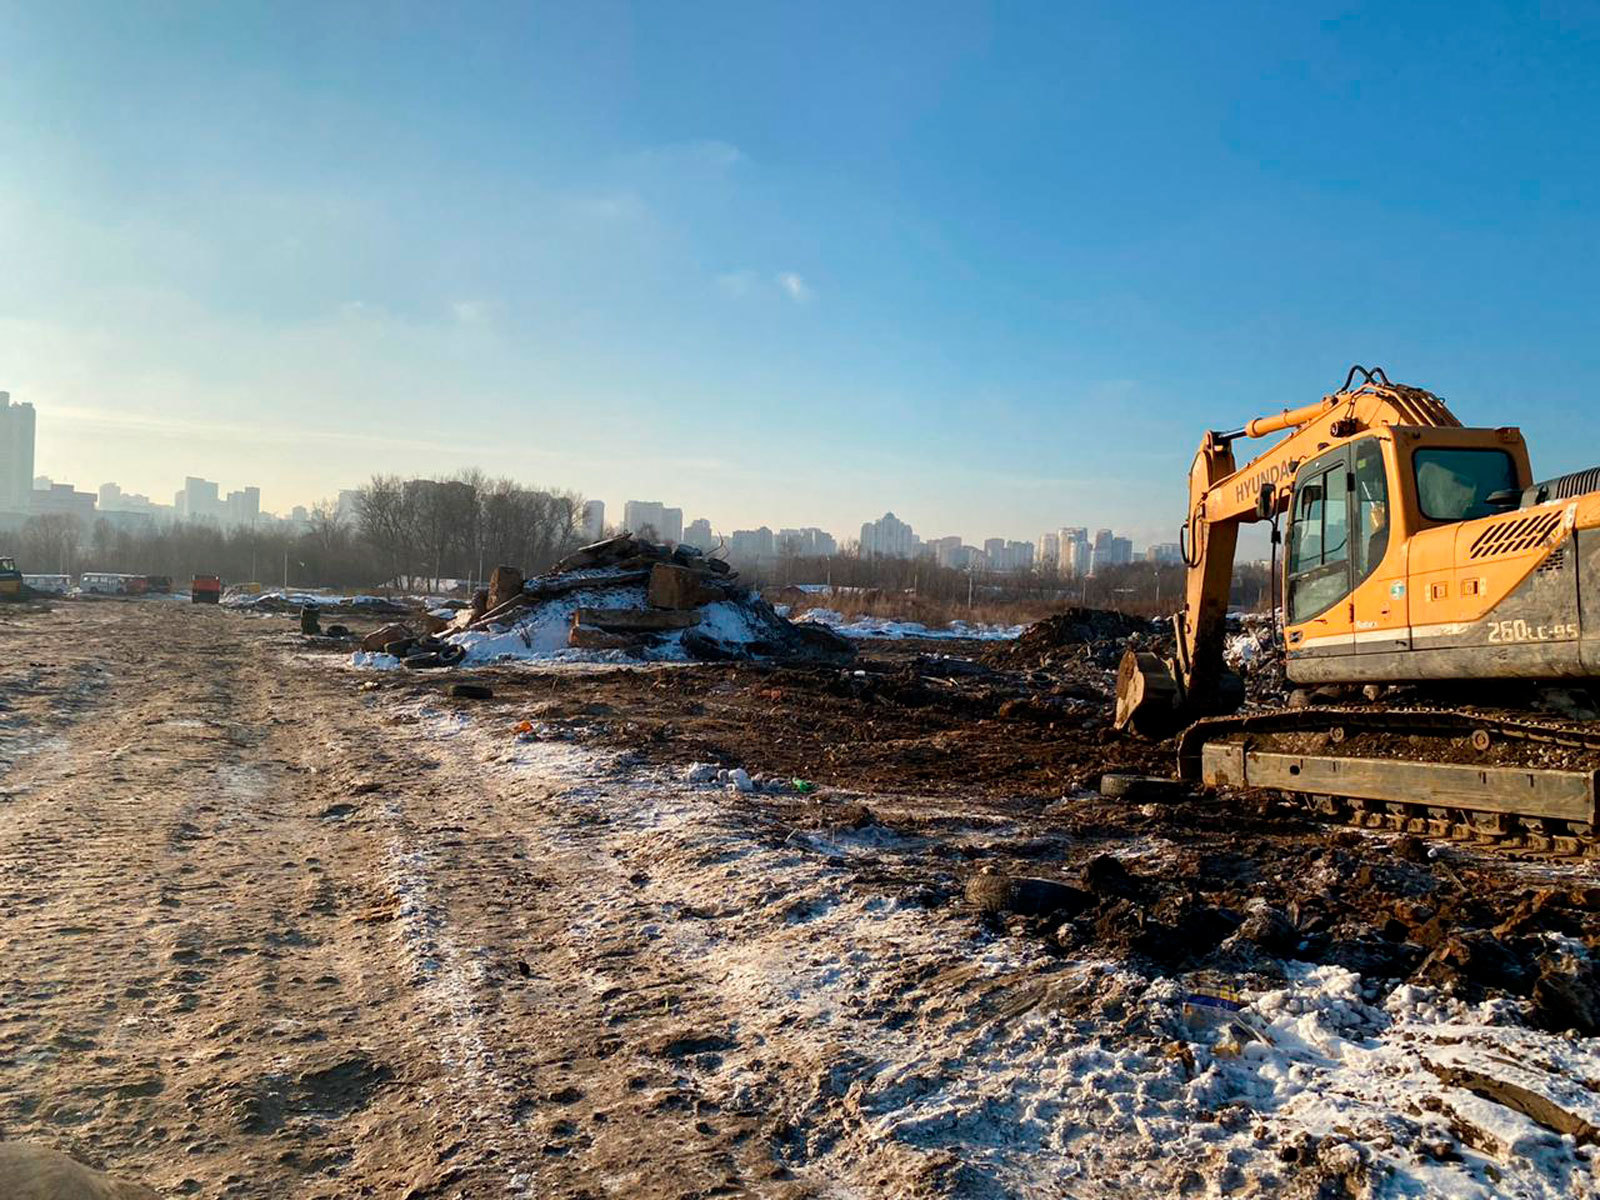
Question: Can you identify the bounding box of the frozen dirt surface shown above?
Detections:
[0,602,1596,1198]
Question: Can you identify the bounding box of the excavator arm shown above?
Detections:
[1115,367,1462,734]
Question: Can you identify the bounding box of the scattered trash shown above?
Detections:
[791,778,816,794]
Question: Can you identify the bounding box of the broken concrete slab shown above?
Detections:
[568,625,644,651]
[1424,1043,1600,1146]
[488,565,523,611]
[575,607,701,633]
[647,563,721,610]
[361,622,414,652]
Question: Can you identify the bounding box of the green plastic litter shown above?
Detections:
[791,779,816,794]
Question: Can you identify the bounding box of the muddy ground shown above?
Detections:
[0,600,1596,1198]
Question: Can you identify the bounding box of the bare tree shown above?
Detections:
[20,513,83,575]
[356,475,415,589]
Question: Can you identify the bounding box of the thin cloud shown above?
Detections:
[776,272,814,303]
[631,139,744,171]
[47,404,562,461]
[716,270,759,298]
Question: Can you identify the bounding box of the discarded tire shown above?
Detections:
[965,873,1091,917]
[1099,774,1187,801]
[402,653,445,670]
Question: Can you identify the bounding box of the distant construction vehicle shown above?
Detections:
[1117,366,1600,853]
[0,557,22,601]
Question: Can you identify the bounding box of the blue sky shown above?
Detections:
[2,1,1598,549]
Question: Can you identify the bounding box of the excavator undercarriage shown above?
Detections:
[1179,705,1600,856]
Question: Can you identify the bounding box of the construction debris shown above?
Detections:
[434,533,856,666]
[983,607,1159,671]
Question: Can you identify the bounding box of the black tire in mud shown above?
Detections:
[965,873,1091,917]
[1099,773,1188,801]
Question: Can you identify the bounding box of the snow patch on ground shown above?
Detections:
[386,696,1600,1198]
[348,651,402,670]
[797,608,1025,641]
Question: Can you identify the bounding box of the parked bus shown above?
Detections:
[22,574,70,594]
[79,572,135,595]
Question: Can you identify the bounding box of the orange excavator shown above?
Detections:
[1117,366,1600,853]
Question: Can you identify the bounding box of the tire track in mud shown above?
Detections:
[382,696,1084,1199]
[0,605,469,1198]
[341,702,781,1199]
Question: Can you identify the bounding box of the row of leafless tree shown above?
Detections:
[13,506,378,588]
[747,554,1273,618]
[353,471,586,589]
[10,471,588,592]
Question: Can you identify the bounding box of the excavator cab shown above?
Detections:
[1280,426,1544,685]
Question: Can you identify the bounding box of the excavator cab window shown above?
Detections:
[1352,439,1389,584]
[1414,448,1517,522]
[1287,453,1351,624]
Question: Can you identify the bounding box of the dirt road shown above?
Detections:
[1,601,1597,1199]
[0,601,810,1197]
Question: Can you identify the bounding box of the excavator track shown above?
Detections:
[1177,706,1600,857]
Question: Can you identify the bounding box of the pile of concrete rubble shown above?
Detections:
[357,533,856,668]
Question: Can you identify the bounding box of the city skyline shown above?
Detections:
[9,386,1187,552]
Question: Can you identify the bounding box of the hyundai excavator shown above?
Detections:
[1115,366,1600,854]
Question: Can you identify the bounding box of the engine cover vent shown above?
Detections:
[1468,511,1563,560]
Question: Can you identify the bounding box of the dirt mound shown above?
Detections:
[984,607,1159,671]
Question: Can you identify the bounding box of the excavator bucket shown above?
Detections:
[1114,649,1182,737]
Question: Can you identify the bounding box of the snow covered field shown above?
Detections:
[390,694,1600,1198]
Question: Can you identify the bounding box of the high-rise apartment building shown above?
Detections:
[177,476,222,523]
[859,512,917,558]
[621,500,683,542]
[30,483,96,525]
[0,392,37,517]
[776,528,837,557]
[729,526,774,560]
[682,518,715,551]
[225,487,261,528]
[1057,527,1089,576]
